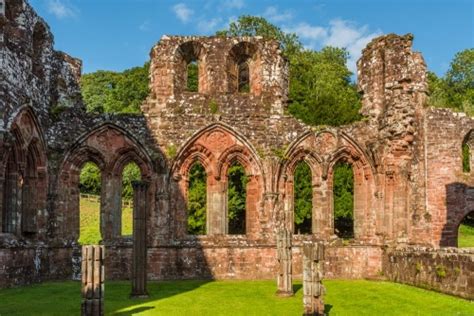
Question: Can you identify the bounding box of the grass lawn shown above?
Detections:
[459,223,474,248]
[79,198,133,245]
[0,279,472,315]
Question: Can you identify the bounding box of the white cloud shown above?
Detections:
[263,6,293,23]
[139,20,151,32]
[198,17,223,33]
[285,23,327,41]
[287,19,381,73]
[47,0,77,19]
[221,0,245,10]
[323,19,381,72]
[172,3,194,23]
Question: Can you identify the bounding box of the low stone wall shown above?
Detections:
[383,247,474,300]
[0,245,76,288]
[105,244,383,281]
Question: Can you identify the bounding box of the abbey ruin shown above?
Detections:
[0,0,472,299]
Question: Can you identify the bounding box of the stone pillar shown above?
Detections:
[100,173,121,240]
[81,245,105,316]
[130,180,149,298]
[276,228,293,296]
[207,179,227,234]
[303,242,325,316]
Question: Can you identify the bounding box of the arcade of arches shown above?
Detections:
[0,1,473,300]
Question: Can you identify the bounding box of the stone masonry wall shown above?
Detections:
[0,0,473,297]
[383,247,474,299]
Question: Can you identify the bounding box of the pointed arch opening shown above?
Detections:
[294,161,312,235]
[78,162,102,245]
[186,60,199,92]
[227,162,247,235]
[187,162,207,235]
[121,162,141,237]
[2,150,18,234]
[333,161,354,239]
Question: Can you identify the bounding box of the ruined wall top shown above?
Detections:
[0,0,83,131]
[146,35,288,115]
[357,33,428,121]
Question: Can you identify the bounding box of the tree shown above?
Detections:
[294,162,312,234]
[216,15,302,56]
[428,49,474,115]
[228,164,248,234]
[217,16,361,127]
[187,163,207,234]
[80,62,150,114]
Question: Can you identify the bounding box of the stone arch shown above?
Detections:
[326,136,376,240]
[170,123,264,238]
[174,41,209,94]
[56,123,156,241]
[227,41,262,95]
[1,107,47,236]
[278,146,323,235]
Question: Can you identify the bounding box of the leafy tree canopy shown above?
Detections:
[428,48,474,115]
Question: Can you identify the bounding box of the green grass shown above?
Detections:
[79,198,133,245]
[0,280,472,315]
[459,223,474,248]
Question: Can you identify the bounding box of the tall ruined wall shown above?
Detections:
[357,34,430,245]
[0,0,472,292]
[0,0,83,131]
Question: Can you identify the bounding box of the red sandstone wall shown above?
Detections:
[424,109,474,246]
[383,247,474,299]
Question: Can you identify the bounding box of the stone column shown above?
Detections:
[276,228,293,296]
[207,178,227,234]
[303,242,325,316]
[130,180,149,298]
[81,245,105,316]
[100,173,121,240]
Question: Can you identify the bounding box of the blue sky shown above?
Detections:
[29,0,473,77]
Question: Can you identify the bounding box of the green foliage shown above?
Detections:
[435,265,447,278]
[216,15,302,56]
[166,144,177,159]
[209,99,219,114]
[80,62,149,114]
[458,212,474,247]
[462,143,471,172]
[187,61,199,92]
[217,16,361,127]
[2,280,474,315]
[79,162,101,195]
[49,104,68,121]
[415,262,423,273]
[187,163,207,235]
[294,162,312,234]
[79,162,140,201]
[121,163,141,200]
[333,162,354,238]
[288,48,362,126]
[428,49,474,115]
[228,164,248,234]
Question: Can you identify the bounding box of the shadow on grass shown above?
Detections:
[113,306,156,315]
[107,279,212,315]
[325,304,333,315]
[293,283,302,294]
